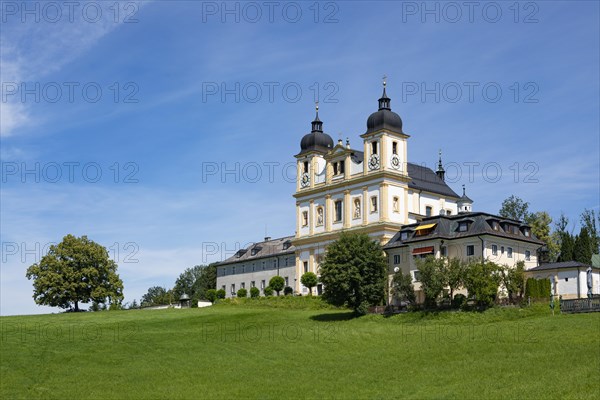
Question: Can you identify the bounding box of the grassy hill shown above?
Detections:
[1,299,598,399]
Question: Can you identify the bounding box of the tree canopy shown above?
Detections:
[172,264,217,304]
[499,195,530,221]
[25,234,124,312]
[141,286,172,307]
[319,232,387,315]
[300,272,318,296]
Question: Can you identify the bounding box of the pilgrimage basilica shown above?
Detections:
[216,81,543,301]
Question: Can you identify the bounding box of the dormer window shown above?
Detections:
[458,221,469,232]
[523,228,531,237]
[251,246,262,256]
[235,249,248,258]
[400,231,410,240]
[283,240,292,250]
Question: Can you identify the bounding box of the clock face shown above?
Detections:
[391,154,400,170]
[368,154,380,170]
[300,172,310,187]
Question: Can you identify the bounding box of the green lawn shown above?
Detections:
[1,299,599,399]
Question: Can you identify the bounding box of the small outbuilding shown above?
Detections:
[525,261,600,299]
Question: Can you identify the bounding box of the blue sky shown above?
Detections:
[1,0,598,315]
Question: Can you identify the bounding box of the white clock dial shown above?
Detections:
[368,154,380,170]
[391,154,400,170]
[300,172,310,187]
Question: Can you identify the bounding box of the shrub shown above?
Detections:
[237,288,247,298]
[250,287,260,298]
[263,286,273,297]
[205,289,217,303]
[283,286,293,296]
[452,293,467,309]
[269,276,285,296]
[216,289,226,299]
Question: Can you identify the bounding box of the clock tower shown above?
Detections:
[292,80,415,294]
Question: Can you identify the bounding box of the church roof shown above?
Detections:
[384,212,544,250]
[406,163,460,198]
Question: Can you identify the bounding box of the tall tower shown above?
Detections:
[292,81,413,294]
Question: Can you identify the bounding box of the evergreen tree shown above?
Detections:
[558,232,575,262]
[580,209,599,255]
[574,227,593,264]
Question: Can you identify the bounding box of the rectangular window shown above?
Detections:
[231,284,235,295]
[525,250,531,261]
[524,229,531,237]
[371,141,378,155]
[334,200,343,222]
[370,196,378,213]
[340,161,345,174]
[333,163,338,175]
[412,270,421,282]
[393,254,400,264]
[302,211,308,227]
[303,161,308,173]
[221,285,226,291]
[262,261,265,270]
[285,277,289,286]
[242,265,245,273]
[440,246,447,257]
[303,261,309,274]
[401,231,409,240]
[232,266,236,274]
[425,206,432,217]
[507,247,513,258]
[392,141,398,155]
[241,282,245,289]
[261,280,265,289]
[467,245,475,256]
[492,244,498,256]
[251,281,255,288]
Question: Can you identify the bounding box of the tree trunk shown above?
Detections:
[74,301,79,312]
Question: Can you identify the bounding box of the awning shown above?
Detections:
[415,223,437,231]
[412,246,435,255]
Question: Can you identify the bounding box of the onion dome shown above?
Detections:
[299,103,334,155]
[366,79,404,135]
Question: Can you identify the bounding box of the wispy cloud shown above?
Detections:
[0,1,148,137]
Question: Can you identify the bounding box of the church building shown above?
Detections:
[216,81,543,300]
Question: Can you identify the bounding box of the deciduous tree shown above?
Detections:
[269,276,285,296]
[300,272,318,296]
[319,232,387,315]
[26,234,124,312]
